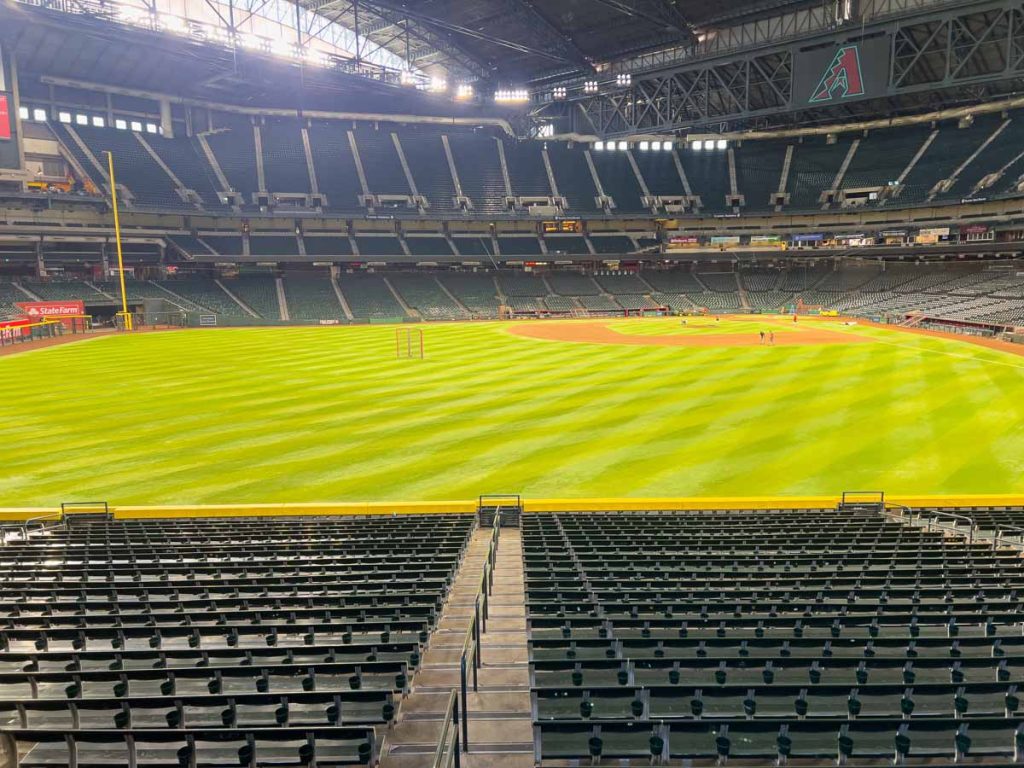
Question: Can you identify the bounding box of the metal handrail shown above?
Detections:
[884,503,977,545]
[989,522,1024,551]
[24,512,63,527]
[430,690,461,768]
[458,514,500,751]
[1,512,64,545]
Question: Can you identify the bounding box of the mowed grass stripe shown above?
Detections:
[1,319,1023,504]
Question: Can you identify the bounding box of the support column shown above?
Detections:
[35,240,45,278]
[159,98,174,139]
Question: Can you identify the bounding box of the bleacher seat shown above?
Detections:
[307,121,364,212]
[0,514,473,767]
[261,118,311,194]
[204,116,260,209]
[436,272,500,318]
[400,128,457,211]
[546,144,601,214]
[160,278,245,316]
[448,134,507,215]
[354,128,409,198]
[74,126,182,209]
[336,273,406,319]
[525,509,1024,763]
[228,275,280,319]
[503,142,550,199]
[388,273,467,319]
[249,235,300,258]
[283,274,344,321]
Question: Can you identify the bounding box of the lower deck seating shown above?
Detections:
[0,513,473,768]
[337,274,406,319]
[388,273,468,319]
[159,278,245,316]
[227,276,280,319]
[436,272,500,318]
[524,509,1024,764]
[283,275,344,321]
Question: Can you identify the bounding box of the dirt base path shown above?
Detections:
[507,319,876,348]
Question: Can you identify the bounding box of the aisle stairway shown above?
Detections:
[382,525,532,768]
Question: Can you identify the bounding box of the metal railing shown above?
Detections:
[431,690,462,768]
[985,521,1024,552]
[2,511,65,545]
[883,503,977,546]
[458,513,500,750]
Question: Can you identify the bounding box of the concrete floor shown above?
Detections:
[381,525,532,768]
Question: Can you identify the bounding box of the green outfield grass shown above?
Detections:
[2,318,1023,505]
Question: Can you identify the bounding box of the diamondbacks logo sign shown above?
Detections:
[809,45,865,103]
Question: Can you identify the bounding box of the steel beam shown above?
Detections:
[558,0,1024,136]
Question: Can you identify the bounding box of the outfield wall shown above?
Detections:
[1,494,1023,521]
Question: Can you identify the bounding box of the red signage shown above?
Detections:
[0,95,10,141]
[0,318,30,341]
[16,301,84,328]
[17,300,84,318]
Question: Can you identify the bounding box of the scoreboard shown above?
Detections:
[543,220,581,234]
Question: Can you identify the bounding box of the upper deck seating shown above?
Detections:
[261,119,311,194]
[204,116,260,209]
[546,144,601,214]
[307,121,363,213]
[448,134,506,215]
[400,128,457,212]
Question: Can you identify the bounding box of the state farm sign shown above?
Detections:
[16,300,85,319]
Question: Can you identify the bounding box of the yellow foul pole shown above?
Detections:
[105,151,132,331]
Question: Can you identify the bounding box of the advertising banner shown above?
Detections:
[16,301,85,328]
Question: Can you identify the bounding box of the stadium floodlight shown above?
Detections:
[617,140,628,151]
[429,77,447,92]
[92,116,105,127]
[616,73,632,87]
[456,84,474,100]
[663,140,673,150]
[553,86,567,100]
[75,114,88,126]
[538,123,555,138]
[494,89,529,104]
[58,111,71,124]
[650,141,661,151]
[593,140,605,151]
[639,141,650,151]
[146,123,158,134]
[716,139,728,150]
[691,140,703,150]
[115,119,127,130]
[18,106,28,120]
[130,120,143,131]
[584,80,599,94]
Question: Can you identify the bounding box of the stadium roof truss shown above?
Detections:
[536,0,1024,136]
[11,0,437,87]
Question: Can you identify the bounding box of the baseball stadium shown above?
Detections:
[2,0,1024,765]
